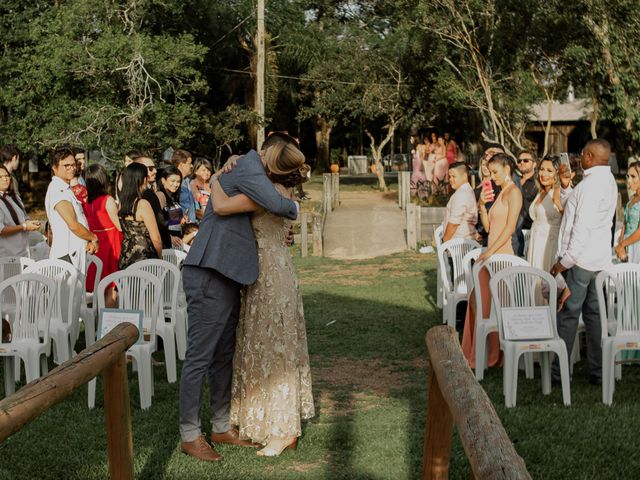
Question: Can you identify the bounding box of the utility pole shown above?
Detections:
[255,0,265,150]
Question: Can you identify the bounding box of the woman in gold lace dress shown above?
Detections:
[209,142,314,457]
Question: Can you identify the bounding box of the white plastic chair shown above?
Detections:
[80,254,103,347]
[437,238,481,327]
[162,249,187,360]
[596,264,640,405]
[433,226,444,308]
[24,259,81,365]
[490,266,571,407]
[462,248,484,298]
[0,274,56,396]
[128,259,180,383]
[473,254,530,381]
[0,256,36,319]
[88,270,162,410]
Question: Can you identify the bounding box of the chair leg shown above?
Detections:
[88,378,97,409]
[504,348,518,408]
[175,310,187,361]
[524,352,534,380]
[436,268,443,308]
[540,352,551,395]
[84,313,96,347]
[556,347,572,407]
[40,354,48,376]
[163,331,177,384]
[475,324,486,381]
[603,344,617,406]
[138,355,153,410]
[4,357,15,396]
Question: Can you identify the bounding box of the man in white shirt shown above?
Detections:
[551,139,618,385]
[45,147,98,272]
[442,162,477,242]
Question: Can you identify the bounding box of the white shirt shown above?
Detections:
[557,165,617,271]
[442,182,477,239]
[0,193,29,257]
[45,175,88,272]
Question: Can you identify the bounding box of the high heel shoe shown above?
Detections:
[256,437,298,457]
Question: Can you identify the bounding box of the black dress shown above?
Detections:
[118,199,159,270]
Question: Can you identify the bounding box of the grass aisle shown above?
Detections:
[1,251,640,479]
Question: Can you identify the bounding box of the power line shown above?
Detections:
[220,68,411,87]
[210,12,255,48]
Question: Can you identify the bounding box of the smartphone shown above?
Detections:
[481,179,494,201]
[559,153,571,174]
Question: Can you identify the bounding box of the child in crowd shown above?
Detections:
[181,223,199,252]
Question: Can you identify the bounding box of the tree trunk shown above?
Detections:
[590,90,599,139]
[313,116,332,172]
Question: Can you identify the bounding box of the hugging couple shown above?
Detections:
[178,132,314,461]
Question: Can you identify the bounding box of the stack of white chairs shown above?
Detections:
[433,226,444,309]
[0,274,56,396]
[89,270,162,410]
[80,254,103,347]
[128,259,181,383]
[521,229,531,259]
[472,254,529,381]
[437,238,480,327]
[490,266,571,407]
[162,249,188,360]
[24,259,81,365]
[596,264,640,405]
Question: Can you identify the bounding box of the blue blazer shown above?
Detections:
[184,150,297,285]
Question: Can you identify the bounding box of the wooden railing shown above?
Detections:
[423,326,531,480]
[0,323,139,480]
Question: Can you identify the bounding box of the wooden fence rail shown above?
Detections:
[0,323,139,480]
[423,326,531,480]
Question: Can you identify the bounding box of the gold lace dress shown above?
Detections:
[230,208,315,444]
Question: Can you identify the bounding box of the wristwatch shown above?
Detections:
[21,223,26,231]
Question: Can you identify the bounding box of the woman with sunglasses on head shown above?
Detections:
[0,164,40,258]
[615,162,640,263]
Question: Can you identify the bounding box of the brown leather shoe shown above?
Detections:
[211,427,260,448]
[181,435,224,462]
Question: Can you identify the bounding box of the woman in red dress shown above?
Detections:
[83,164,123,307]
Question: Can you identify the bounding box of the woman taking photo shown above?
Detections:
[616,162,640,263]
[118,163,162,269]
[83,164,123,306]
[190,158,213,213]
[210,142,314,457]
[462,153,522,369]
[156,166,184,242]
[0,164,40,257]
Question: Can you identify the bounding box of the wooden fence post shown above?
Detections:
[423,365,453,480]
[312,214,323,257]
[331,173,339,209]
[398,171,403,207]
[323,173,332,212]
[399,172,410,210]
[300,212,309,258]
[406,203,417,249]
[415,203,422,243]
[104,353,134,480]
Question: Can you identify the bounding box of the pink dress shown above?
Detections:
[83,195,123,292]
[461,186,515,368]
[433,145,449,184]
[446,142,457,165]
[410,148,426,192]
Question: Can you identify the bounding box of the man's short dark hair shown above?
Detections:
[262,131,299,151]
[518,149,538,163]
[482,142,505,152]
[50,146,75,168]
[0,144,20,165]
[171,149,192,167]
[585,138,612,155]
[126,150,145,161]
[448,162,469,175]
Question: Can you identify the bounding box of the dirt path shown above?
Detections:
[322,190,407,259]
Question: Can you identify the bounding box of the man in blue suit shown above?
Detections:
[179,133,299,461]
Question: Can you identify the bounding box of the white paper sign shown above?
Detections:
[98,308,143,343]
[502,306,553,341]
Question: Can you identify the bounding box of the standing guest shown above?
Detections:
[410,135,426,195]
[615,162,640,263]
[134,154,173,248]
[83,164,123,307]
[444,132,458,166]
[516,150,539,255]
[171,149,198,222]
[116,150,142,202]
[442,162,477,242]
[181,223,199,253]
[117,163,162,270]
[462,153,522,369]
[433,136,449,189]
[190,158,213,212]
[0,164,40,257]
[156,166,185,240]
[551,139,618,386]
[474,145,504,246]
[419,135,434,185]
[73,147,87,186]
[45,147,98,271]
[70,149,88,206]
[0,145,21,196]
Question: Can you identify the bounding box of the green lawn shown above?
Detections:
[2,252,640,479]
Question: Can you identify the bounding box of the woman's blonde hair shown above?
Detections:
[265,143,310,187]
